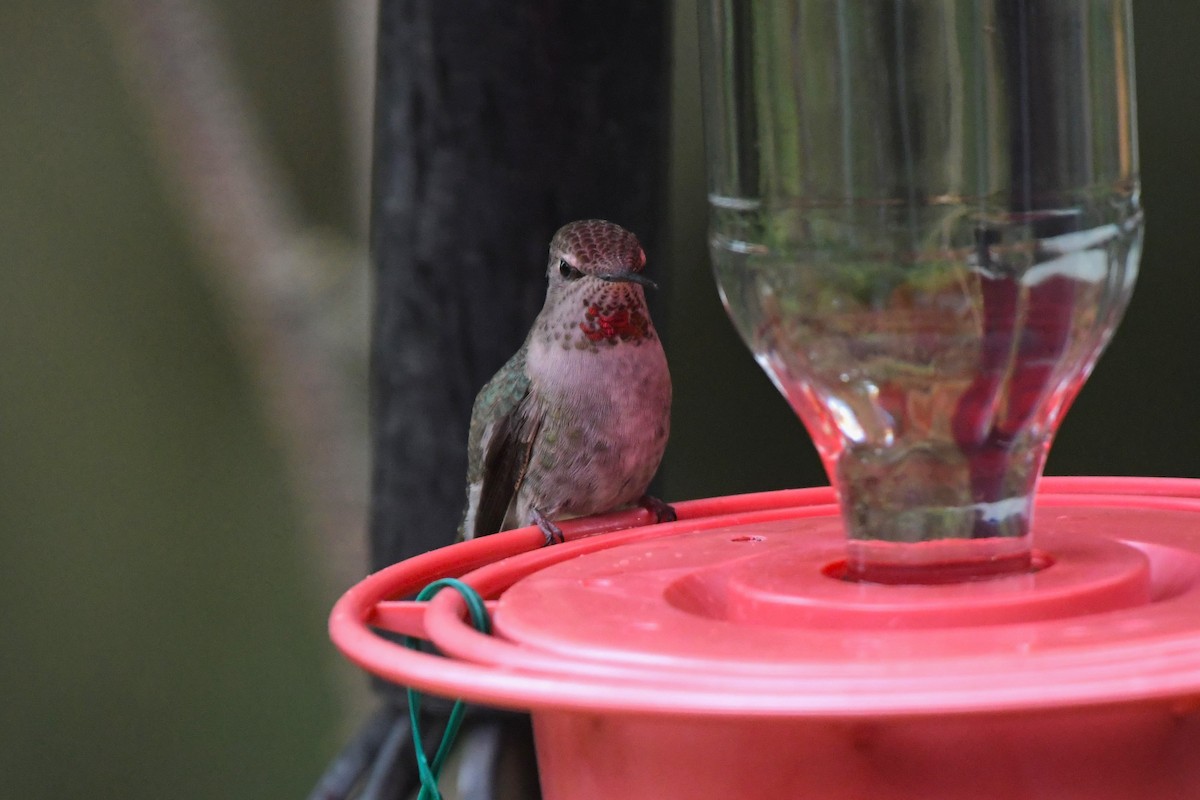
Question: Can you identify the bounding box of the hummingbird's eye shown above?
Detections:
[559,259,583,280]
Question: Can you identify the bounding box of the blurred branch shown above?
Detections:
[100,0,371,711]
[334,0,378,233]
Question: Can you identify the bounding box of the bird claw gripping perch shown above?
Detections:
[532,509,566,547]
[638,494,677,525]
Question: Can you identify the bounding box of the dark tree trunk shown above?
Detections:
[370,0,671,573]
[315,2,670,797]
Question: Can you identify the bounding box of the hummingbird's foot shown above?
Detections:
[638,494,677,525]
[531,508,565,546]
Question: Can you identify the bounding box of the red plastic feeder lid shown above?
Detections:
[330,477,1200,717]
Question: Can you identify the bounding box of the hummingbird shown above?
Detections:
[458,219,674,545]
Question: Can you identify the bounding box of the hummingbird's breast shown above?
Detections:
[519,327,671,524]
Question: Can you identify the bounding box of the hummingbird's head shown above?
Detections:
[541,220,658,347]
[547,219,656,292]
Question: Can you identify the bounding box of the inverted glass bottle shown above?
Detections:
[699,0,1143,582]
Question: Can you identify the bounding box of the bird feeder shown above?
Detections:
[331,2,1200,797]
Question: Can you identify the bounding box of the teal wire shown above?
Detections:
[402,578,492,800]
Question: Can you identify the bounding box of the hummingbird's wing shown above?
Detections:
[474,392,542,537]
[464,346,543,538]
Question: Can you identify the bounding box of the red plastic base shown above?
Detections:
[535,705,1200,800]
[330,478,1200,798]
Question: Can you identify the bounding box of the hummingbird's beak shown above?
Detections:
[600,271,658,291]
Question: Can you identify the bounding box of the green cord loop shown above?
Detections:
[402,578,492,800]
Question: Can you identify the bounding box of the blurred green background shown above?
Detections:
[2,2,1198,799]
